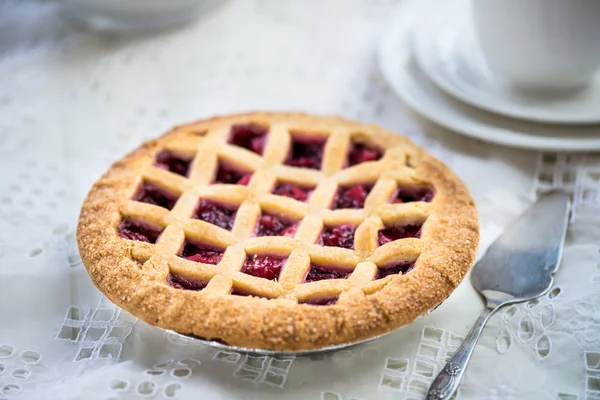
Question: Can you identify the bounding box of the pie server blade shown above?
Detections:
[428,190,570,399]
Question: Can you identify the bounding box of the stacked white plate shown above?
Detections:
[378,0,600,152]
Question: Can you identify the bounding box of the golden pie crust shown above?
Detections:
[77,112,479,351]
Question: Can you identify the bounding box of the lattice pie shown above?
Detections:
[77,112,479,350]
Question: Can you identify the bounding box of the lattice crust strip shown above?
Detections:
[117,118,436,305]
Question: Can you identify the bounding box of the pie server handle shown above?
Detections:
[426,305,496,400]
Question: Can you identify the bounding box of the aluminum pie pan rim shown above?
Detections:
[164,328,396,356]
[162,307,437,356]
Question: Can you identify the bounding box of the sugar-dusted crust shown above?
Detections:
[77,112,478,350]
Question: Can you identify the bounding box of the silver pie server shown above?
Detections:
[427,191,570,400]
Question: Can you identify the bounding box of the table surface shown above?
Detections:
[0,1,599,399]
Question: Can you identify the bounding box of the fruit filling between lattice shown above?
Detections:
[116,122,434,305]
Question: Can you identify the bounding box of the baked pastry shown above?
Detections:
[77,112,478,351]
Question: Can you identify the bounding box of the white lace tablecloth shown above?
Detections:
[0,1,599,399]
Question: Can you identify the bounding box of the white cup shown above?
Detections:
[472,0,600,92]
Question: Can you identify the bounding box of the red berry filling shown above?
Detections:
[214,163,253,185]
[305,265,351,282]
[393,186,434,203]
[256,213,298,237]
[237,174,252,185]
[154,150,191,177]
[229,123,268,155]
[229,288,260,297]
[242,255,284,281]
[286,138,325,170]
[333,184,372,209]
[348,143,382,166]
[134,183,178,210]
[117,219,162,243]
[319,224,356,249]
[301,297,338,306]
[272,182,313,202]
[180,242,224,265]
[376,262,415,279]
[193,200,237,231]
[378,225,422,246]
[229,288,274,299]
[167,273,206,291]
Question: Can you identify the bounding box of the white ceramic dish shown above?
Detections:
[378,0,600,152]
[412,0,600,125]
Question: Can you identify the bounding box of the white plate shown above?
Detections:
[377,0,600,152]
[412,0,600,125]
